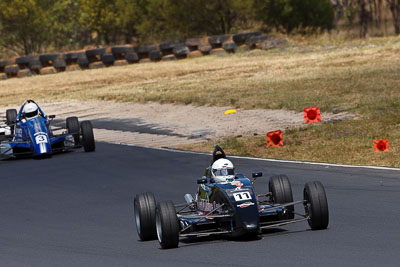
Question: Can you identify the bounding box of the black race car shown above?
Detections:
[134,145,329,249]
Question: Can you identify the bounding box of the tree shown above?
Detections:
[0,0,51,55]
[387,0,400,34]
[79,0,123,45]
[254,0,334,33]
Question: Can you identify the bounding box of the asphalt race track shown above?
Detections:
[0,142,399,266]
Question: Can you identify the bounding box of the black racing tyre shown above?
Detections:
[304,181,329,230]
[223,41,237,53]
[209,34,231,48]
[232,31,261,45]
[137,45,158,59]
[159,40,183,55]
[125,52,139,63]
[156,201,179,249]
[65,52,85,65]
[185,38,201,50]
[77,55,89,68]
[245,35,275,49]
[173,46,190,59]
[269,175,294,220]
[53,59,66,71]
[6,109,17,126]
[149,50,162,61]
[39,53,62,67]
[198,44,212,54]
[16,55,38,69]
[0,58,10,69]
[111,45,135,60]
[134,192,157,241]
[4,64,20,77]
[85,48,106,63]
[102,53,115,66]
[66,116,80,144]
[80,121,95,152]
[29,60,42,74]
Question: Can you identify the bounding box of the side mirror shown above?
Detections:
[252,172,263,178]
[49,115,56,119]
[197,177,207,184]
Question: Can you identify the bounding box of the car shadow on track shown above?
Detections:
[178,228,308,248]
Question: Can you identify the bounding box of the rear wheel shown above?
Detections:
[134,192,157,241]
[80,121,95,152]
[156,201,179,249]
[269,175,294,219]
[66,117,80,145]
[304,181,329,230]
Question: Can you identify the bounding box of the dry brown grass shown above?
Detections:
[1,37,400,166]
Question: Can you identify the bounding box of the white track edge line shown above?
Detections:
[105,141,400,172]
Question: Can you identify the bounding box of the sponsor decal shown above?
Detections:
[237,202,255,208]
[231,180,243,188]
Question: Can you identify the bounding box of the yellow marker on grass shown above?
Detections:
[224,109,237,115]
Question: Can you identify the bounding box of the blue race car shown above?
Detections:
[134,145,329,249]
[0,99,95,159]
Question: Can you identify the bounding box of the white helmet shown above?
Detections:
[23,103,39,119]
[211,158,235,183]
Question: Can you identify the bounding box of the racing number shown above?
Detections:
[233,192,251,201]
[35,134,48,144]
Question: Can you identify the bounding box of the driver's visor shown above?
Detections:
[213,168,234,177]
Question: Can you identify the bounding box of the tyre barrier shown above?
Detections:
[162,55,177,61]
[17,69,32,78]
[246,35,275,49]
[209,34,232,49]
[173,45,190,59]
[77,55,90,69]
[86,48,106,63]
[29,60,42,74]
[89,61,105,69]
[102,53,115,67]
[39,66,57,75]
[66,64,81,72]
[125,52,139,64]
[53,58,67,72]
[185,38,202,51]
[233,31,261,45]
[210,48,227,55]
[65,51,86,65]
[137,45,158,60]
[159,40,184,56]
[114,59,129,66]
[16,55,39,70]
[4,64,19,78]
[149,50,163,62]
[111,45,135,60]
[0,32,287,81]
[40,53,62,68]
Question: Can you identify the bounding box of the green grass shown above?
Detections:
[1,37,400,167]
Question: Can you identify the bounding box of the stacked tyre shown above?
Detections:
[111,45,137,65]
[86,48,106,69]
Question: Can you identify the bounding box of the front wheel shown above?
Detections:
[269,175,294,219]
[156,201,179,249]
[6,109,17,126]
[304,181,329,230]
[80,121,95,152]
[134,192,157,241]
[66,116,80,145]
